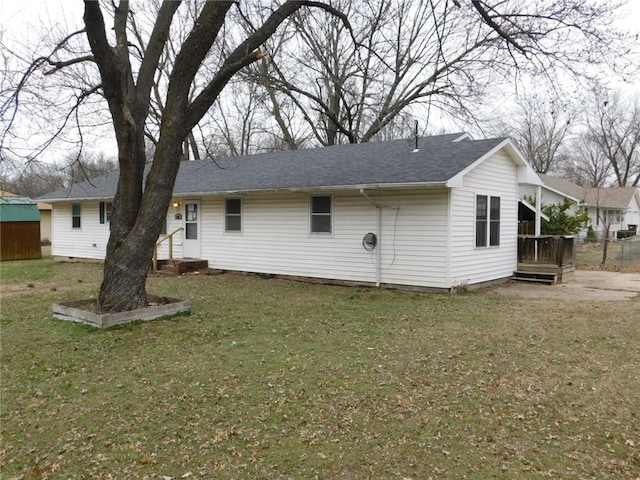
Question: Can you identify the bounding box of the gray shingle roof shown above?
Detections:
[39,133,509,201]
[539,174,640,209]
[583,187,639,209]
[538,174,585,201]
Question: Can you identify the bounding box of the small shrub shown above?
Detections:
[585,225,597,243]
[616,230,636,240]
[541,199,590,235]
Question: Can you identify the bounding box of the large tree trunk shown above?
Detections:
[98,122,148,311]
[98,126,184,312]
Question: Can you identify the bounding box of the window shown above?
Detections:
[185,203,198,240]
[310,195,332,234]
[476,195,500,247]
[72,204,81,229]
[489,197,500,246]
[99,202,113,224]
[475,196,487,247]
[225,198,242,233]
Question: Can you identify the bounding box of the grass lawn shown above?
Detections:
[1,259,639,479]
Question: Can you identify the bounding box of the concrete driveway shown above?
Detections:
[493,270,640,302]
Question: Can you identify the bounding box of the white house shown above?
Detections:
[39,133,542,290]
[536,175,640,238]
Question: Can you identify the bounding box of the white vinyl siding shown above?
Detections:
[52,203,110,259]
[449,151,518,286]
[52,202,180,260]
[199,189,449,288]
[519,184,574,211]
[626,194,640,232]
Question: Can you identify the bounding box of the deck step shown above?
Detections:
[155,259,208,275]
[512,271,557,285]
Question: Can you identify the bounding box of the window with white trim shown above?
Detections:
[225,198,242,233]
[72,204,81,229]
[476,195,500,247]
[99,202,113,224]
[310,195,332,234]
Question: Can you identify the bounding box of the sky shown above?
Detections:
[2,0,639,163]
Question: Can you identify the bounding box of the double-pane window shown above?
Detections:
[225,198,242,233]
[72,204,81,229]
[311,195,332,234]
[476,195,500,247]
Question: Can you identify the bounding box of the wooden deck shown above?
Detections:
[514,236,576,284]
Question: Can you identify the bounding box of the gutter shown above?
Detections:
[174,182,449,197]
[37,196,115,204]
[40,182,449,203]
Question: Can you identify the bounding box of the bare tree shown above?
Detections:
[246,0,634,146]
[0,157,65,198]
[61,151,119,186]
[482,93,573,173]
[0,151,117,197]
[560,134,612,187]
[204,79,272,157]
[588,188,614,265]
[586,89,640,187]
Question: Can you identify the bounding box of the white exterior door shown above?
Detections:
[182,200,201,258]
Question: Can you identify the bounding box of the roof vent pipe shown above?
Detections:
[412,120,419,153]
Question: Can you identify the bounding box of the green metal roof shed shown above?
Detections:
[0,196,42,260]
[0,196,42,222]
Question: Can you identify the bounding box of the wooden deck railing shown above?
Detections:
[153,227,183,271]
[517,235,575,267]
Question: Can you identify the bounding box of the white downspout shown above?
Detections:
[360,189,382,287]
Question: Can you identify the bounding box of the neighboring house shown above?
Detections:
[0,190,52,242]
[582,187,640,237]
[536,175,640,238]
[0,195,42,261]
[39,133,541,290]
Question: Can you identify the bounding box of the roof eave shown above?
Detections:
[174,182,451,197]
[40,195,115,203]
